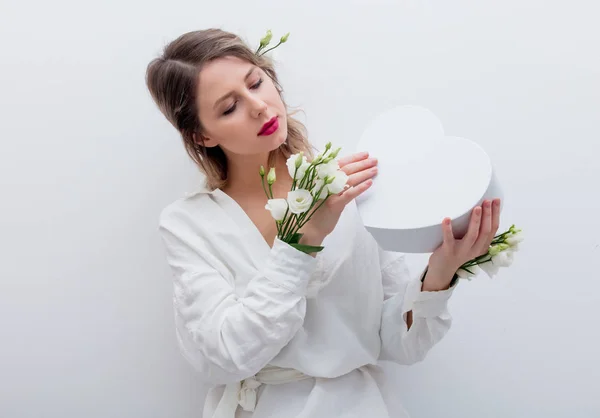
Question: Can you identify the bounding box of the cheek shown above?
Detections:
[205,118,241,143]
[225,116,259,148]
[264,81,283,103]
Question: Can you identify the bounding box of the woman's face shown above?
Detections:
[195,56,288,156]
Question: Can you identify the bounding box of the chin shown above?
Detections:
[253,117,288,153]
[266,124,288,150]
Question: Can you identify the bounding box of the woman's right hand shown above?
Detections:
[299,151,378,247]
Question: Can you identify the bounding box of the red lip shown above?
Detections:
[258,116,279,136]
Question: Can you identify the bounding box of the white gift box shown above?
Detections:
[355,106,504,253]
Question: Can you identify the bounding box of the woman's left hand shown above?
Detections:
[425,198,502,289]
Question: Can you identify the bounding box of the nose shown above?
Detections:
[248,94,268,118]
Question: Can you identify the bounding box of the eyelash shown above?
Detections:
[222,78,264,116]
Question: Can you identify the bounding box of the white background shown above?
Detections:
[1,0,599,417]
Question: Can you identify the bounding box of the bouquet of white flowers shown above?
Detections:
[261,142,348,254]
[455,224,524,281]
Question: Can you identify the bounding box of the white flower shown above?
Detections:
[456,269,471,279]
[491,251,513,267]
[286,153,310,180]
[326,170,349,194]
[287,189,313,214]
[313,179,329,200]
[505,232,524,246]
[456,265,482,279]
[316,159,340,179]
[265,198,288,221]
[480,261,501,278]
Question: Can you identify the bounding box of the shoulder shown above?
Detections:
[158,187,218,232]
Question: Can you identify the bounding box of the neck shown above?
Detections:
[222,148,292,199]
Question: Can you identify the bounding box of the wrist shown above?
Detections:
[299,228,326,248]
[421,265,456,291]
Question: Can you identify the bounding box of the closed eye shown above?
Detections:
[251,78,263,90]
[222,78,264,116]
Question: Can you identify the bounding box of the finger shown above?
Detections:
[474,200,492,252]
[336,179,373,206]
[346,166,378,186]
[337,151,369,168]
[480,200,492,235]
[442,218,455,245]
[464,206,482,246]
[491,198,501,233]
[341,157,378,176]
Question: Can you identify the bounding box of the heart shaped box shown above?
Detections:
[355,105,504,253]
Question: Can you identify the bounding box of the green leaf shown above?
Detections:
[449,273,459,287]
[289,243,324,254]
[289,233,303,244]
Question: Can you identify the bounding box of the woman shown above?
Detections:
[146,28,501,418]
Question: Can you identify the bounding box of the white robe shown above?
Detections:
[159,187,457,418]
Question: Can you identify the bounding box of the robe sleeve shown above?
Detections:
[159,206,318,386]
[378,247,457,365]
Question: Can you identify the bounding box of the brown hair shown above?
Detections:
[145,28,313,190]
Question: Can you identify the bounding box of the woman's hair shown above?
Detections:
[145,28,313,190]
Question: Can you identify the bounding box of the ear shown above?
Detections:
[193,132,218,148]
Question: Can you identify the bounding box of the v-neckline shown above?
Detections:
[212,188,273,255]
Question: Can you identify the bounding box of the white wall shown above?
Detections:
[1,0,598,417]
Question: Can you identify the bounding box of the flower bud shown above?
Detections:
[260,30,273,47]
[489,243,510,257]
[329,147,342,159]
[509,224,522,234]
[295,152,304,168]
[259,165,265,177]
[267,167,276,185]
[280,32,290,43]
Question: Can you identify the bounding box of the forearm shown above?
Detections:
[405,266,455,329]
[298,229,327,257]
[379,273,455,364]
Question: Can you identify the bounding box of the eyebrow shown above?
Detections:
[213,66,257,110]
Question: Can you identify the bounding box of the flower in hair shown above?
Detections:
[255,30,290,56]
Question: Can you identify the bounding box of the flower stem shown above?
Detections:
[268,183,274,199]
[491,229,512,244]
[461,254,492,268]
[297,197,328,230]
[261,176,269,199]
[259,41,283,55]
[281,212,296,241]
[299,165,313,189]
